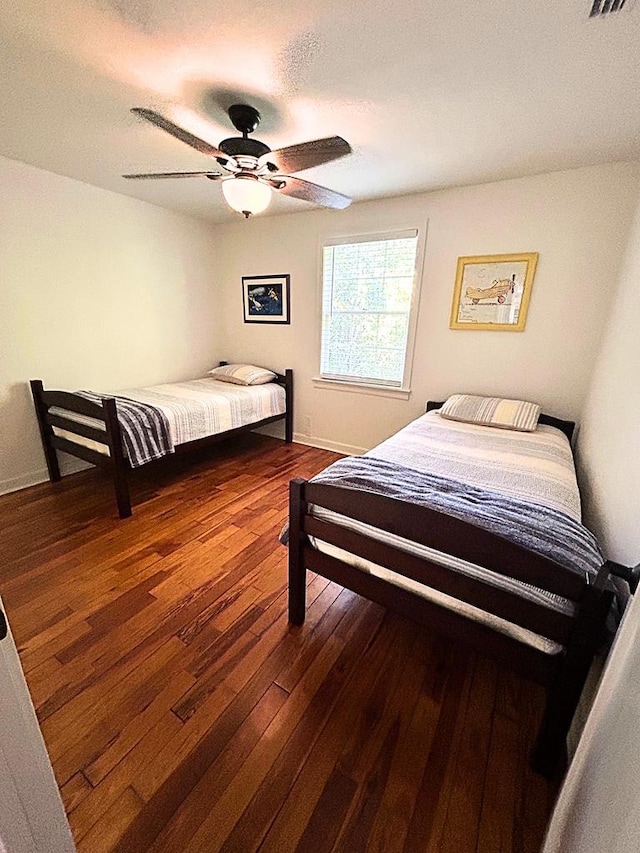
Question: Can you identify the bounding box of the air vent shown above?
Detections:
[589,0,627,16]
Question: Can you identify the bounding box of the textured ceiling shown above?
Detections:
[1,0,639,222]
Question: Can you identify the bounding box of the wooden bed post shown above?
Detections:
[30,379,61,482]
[102,397,132,519]
[531,566,614,777]
[288,478,307,624]
[284,369,293,444]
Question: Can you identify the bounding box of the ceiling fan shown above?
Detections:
[123,104,352,218]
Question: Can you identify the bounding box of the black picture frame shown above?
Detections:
[242,274,291,324]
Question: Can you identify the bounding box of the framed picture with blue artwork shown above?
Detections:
[242,274,291,324]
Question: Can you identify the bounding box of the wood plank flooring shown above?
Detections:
[0,435,557,852]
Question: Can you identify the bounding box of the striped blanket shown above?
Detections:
[77,391,172,467]
[370,410,582,521]
[309,455,604,578]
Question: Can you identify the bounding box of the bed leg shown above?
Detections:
[30,379,61,482]
[288,478,307,625]
[531,573,613,778]
[284,369,293,444]
[531,658,587,778]
[103,397,132,519]
[113,469,132,519]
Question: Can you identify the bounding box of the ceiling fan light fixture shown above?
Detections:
[221,174,271,218]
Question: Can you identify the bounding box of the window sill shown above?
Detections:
[312,377,412,400]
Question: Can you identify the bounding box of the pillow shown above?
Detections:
[208,363,277,386]
[439,394,541,432]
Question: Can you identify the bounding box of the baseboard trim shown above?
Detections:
[0,458,92,497]
[0,469,49,496]
[293,433,365,457]
[1,434,358,499]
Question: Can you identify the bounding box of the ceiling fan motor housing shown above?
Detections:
[218,104,271,161]
[218,137,271,159]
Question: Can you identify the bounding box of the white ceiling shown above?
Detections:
[1,0,639,223]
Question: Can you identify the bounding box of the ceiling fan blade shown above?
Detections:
[259,136,351,174]
[271,176,351,210]
[122,171,223,180]
[131,108,232,165]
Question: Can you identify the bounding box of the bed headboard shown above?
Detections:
[425,400,575,442]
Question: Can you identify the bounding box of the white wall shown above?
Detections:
[0,155,219,494]
[3,157,639,502]
[545,191,640,840]
[211,162,640,453]
[543,585,640,853]
[576,196,640,564]
[0,597,75,852]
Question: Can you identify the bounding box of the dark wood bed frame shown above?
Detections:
[30,366,293,519]
[287,402,616,778]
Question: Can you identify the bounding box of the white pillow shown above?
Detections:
[208,364,277,386]
[439,394,541,432]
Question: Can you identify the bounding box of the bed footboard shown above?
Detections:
[287,476,613,778]
[29,380,131,518]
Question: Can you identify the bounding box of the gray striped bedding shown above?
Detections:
[369,410,581,520]
[51,377,286,466]
[75,390,172,467]
[117,379,285,447]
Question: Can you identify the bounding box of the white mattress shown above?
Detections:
[314,539,563,655]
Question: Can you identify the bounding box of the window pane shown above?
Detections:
[382,277,413,311]
[321,234,419,386]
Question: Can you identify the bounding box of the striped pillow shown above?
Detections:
[208,364,277,386]
[440,394,541,432]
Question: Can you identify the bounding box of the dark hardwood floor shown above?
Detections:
[0,435,556,852]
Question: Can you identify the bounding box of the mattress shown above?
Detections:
[52,377,286,457]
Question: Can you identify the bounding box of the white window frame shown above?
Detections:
[314,226,426,399]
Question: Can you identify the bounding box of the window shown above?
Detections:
[320,230,421,389]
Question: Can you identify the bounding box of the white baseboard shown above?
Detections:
[253,423,365,456]
[0,469,50,496]
[0,434,358,499]
[0,458,91,497]
[293,433,366,456]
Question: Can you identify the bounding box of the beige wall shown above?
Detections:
[211,162,640,453]
[543,585,640,853]
[576,197,640,564]
[0,155,219,494]
[3,154,639,534]
[545,193,640,836]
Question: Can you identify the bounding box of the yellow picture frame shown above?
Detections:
[449,252,538,331]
